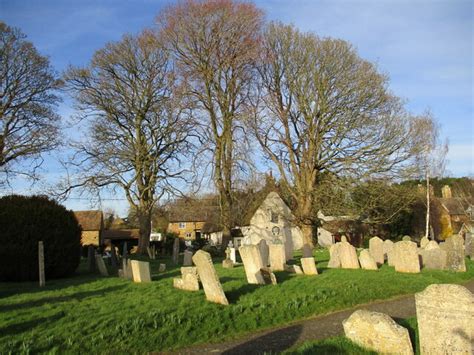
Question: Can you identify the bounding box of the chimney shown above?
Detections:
[441,185,452,199]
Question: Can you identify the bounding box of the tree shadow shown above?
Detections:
[222,324,303,354]
[220,277,240,283]
[0,284,127,312]
[0,311,65,336]
[226,283,261,303]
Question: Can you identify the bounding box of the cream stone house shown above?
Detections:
[74,210,104,247]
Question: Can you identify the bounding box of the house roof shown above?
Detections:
[74,210,103,231]
[102,229,140,240]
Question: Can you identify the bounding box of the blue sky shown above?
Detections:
[1,0,473,215]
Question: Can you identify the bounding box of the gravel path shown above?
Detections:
[168,279,474,354]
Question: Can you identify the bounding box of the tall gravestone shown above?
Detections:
[416,284,473,355]
[192,250,229,305]
[172,238,180,264]
[131,260,152,283]
[393,241,420,273]
[328,243,341,268]
[183,250,193,266]
[95,254,109,276]
[38,241,45,287]
[339,241,360,269]
[239,244,266,284]
[269,243,286,271]
[444,235,466,272]
[369,237,384,265]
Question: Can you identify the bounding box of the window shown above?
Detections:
[179,222,186,229]
[185,232,192,239]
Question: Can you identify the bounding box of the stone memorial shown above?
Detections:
[343,310,413,355]
[393,241,420,273]
[300,257,318,275]
[341,235,348,243]
[172,238,180,264]
[269,243,286,271]
[369,236,384,265]
[328,243,341,268]
[420,236,429,249]
[239,244,266,284]
[183,250,193,266]
[415,284,473,355]
[229,247,237,263]
[358,249,378,270]
[131,260,151,283]
[95,254,109,276]
[158,263,166,272]
[402,235,411,242]
[192,250,229,305]
[339,241,360,269]
[383,239,394,262]
[258,239,270,266]
[173,266,199,291]
[222,248,234,269]
[38,241,45,287]
[444,235,466,272]
[420,247,447,270]
[424,240,439,250]
[464,233,472,259]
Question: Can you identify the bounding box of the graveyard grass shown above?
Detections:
[1,250,472,353]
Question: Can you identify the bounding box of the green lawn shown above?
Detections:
[0,249,472,353]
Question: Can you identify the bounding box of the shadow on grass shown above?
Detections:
[226,284,260,303]
[222,324,303,354]
[0,284,127,312]
[0,311,65,336]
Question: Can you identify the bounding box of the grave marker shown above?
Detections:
[192,250,229,305]
[131,260,152,283]
[38,241,45,287]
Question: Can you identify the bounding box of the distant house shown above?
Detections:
[168,216,206,240]
[74,210,104,247]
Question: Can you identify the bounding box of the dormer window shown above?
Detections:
[179,222,186,229]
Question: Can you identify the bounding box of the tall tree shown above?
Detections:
[253,23,424,246]
[64,31,191,253]
[157,0,264,245]
[0,22,61,183]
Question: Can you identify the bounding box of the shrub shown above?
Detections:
[0,195,82,281]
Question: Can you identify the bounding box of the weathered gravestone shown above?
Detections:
[383,239,394,265]
[420,236,429,249]
[38,241,45,287]
[327,243,341,268]
[284,264,303,274]
[131,260,151,283]
[269,243,286,271]
[444,235,466,272]
[393,241,420,273]
[424,240,439,250]
[239,244,266,284]
[173,266,199,291]
[258,239,270,267]
[183,250,193,266]
[222,248,234,269]
[192,250,229,305]
[339,241,360,269]
[343,310,413,355]
[402,235,412,242]
[110,245,119,268]
[415,284,473,355]
[229,247,237,263]
[300,257,318,275]
[420,247,447,270]
[358,249,378,270]
[341,235,348,243]
[158,263,166,272]
[369,236,384,265]
[302,244,313,258]
[465,233,472,259]
[172,238,180,264]
[95,254,109,276]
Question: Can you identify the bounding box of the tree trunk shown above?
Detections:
[137,213,151,255]
[301,224,314,248]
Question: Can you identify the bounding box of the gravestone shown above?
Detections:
[229,247,237,263]
[300,257,318,275]
[369,236,384,265]
[444,235,466,272]
[183,250,193,266]
[269,244,286,271]
[284,264,303,274]
[341,235,348,243]
[420,248,447,270]
[95,254,109,276]
[239,244,265,284]
[87,245,95,272]
[222,248,234,269]
[302,244,313,258]
[158,263,166,272]
[358,249,378,270]
[424,240,439,250]
[464,233,472,259]
[420,236,429,249]
[38,241,45,287]
[192,250,229,305]
[328,243,341,268]
[131,260,151,283]
[402,235,411,242]
[120,258,128,279]
[338,241,360,269]
[383,240,394,265]
[343,310,413,355]
[172,238,180,264]
[125,259,133,280]
[415,284,473,355]
[260,267,277,285]
[393,241,420,273]
[173,266,199,291]
[258,239,270,266]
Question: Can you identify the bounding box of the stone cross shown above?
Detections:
[173,266,199,291]
[192,250,229,305]
[38,241,45,287]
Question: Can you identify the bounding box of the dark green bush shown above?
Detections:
[0,195,82,281]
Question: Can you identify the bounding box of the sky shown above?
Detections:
[1,0,473,216]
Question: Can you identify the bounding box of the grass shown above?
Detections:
[0,249,472,353]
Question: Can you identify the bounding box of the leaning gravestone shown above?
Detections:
[258,239,270,267]
[302,244,313,258]
[183,250,193,266]
[300,257,318,275]
[420,236,429,249]
[343,310,413,355]
[131,260,151,283]
[327,243,341,268]
[393,241,420,273]
[338,241,360,269]
[415,284,473,355]
[192,250,229,305]
[369,236,384,265]
[239,244,266,284]
[269,243,286,271]
[358,249,378,270]
[95,254,109,276]
[172,238,180,264]
[444,235,466,272]
[173,266,199,291]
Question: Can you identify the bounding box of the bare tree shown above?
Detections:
[157,0,264,245]
[0,22,61,183]
[63,31,192,254]
[252,23,424,246]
